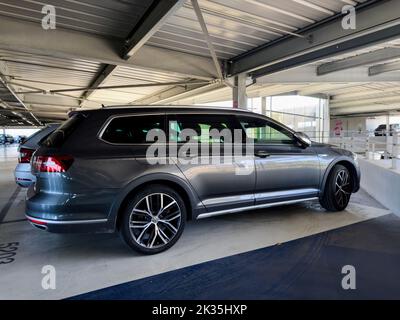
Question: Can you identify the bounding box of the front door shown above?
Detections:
[237,115,320,205]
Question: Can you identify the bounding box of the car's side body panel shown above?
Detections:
[25,107,361,234]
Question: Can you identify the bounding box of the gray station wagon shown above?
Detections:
[26,106,360,254]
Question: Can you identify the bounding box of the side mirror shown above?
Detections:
[294,132,312,148]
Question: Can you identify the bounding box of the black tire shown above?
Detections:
[120,184,187,254]
[320,164,353,212]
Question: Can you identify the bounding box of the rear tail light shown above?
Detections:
[32,155,74,173]
[19,148,34,163]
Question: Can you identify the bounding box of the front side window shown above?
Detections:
[101,115,164,144]
[238,116,294,144]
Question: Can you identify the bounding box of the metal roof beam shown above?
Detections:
[136,82,225,105]
[228,0,400,78]
[133,82,210,105]
[369,60,400,76]
[331,95,400,108]
[82,1,186,107]
[0,16,218,80]
[123,0,186,59]
[317,48,400,75]
[331,86,400,102]
[257,65,400,83]
[79,64,117,108]
[191,0,223,79]
[0,75,41,125]
[332,104,400,115]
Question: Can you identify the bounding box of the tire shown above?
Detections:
[120,184,186,254]
[320,164,353,212]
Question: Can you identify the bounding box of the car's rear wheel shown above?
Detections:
[120,185,186,254]
[320,164,352,212]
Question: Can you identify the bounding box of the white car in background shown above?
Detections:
[15,123,60,187]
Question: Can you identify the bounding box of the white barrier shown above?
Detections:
[359,158,400,216]
[328,130,400,169]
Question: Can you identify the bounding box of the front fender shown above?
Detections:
[319,156,361,198]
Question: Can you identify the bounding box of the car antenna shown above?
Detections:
[101,104,105,108]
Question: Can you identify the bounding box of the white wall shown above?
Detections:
[359,158,400,216]
[331,115,400,136]
[330,116,366,136]
[5,128,40,138]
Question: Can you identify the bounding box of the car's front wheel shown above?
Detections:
[120,185,186,254]
[320,164,353,211]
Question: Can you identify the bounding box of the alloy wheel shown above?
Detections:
[334,169,351,207]
[128,193,182,249]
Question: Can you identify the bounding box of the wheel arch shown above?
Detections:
[320,158,359,198]
[110,174,202,230]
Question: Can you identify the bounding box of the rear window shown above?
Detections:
[42,114,84,148]
[101,115,164,144]
[22,124,59,149]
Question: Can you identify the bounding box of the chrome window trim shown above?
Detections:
[235,113,298,146]
[96,111,300,148]
[98,111,240,146]
[97,112,166,146]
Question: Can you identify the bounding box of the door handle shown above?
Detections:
[254,150,270,158]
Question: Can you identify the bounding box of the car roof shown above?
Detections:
[73,105,257,116]
[71,104,297,135]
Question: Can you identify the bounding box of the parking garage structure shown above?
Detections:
[0,0,400,300]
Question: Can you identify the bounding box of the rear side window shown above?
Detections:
[101,115,164,144]
[168,114,237,143]
[43,114,84,148]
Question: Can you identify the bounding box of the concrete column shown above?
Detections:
[322,97,330,143]
[233,73,247,109]
[261,96,267,115]
[386,114,390,159]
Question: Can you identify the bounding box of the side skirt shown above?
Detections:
[196,197,319,219]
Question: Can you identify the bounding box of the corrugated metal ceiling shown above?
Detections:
[0,0,154,38]
[0,49,103,99]
[88,65,191,104]
[148,0,366,59]
[0,0,397,122]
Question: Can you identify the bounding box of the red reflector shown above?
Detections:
[18,148,34,163]
[32,155,74,173]
[28,218,47,225]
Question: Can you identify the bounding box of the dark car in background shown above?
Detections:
[26,107,360,254]
[0,134,15,144]
[374,124,400,136]
[15,135,28,144]
[14,124,59,187]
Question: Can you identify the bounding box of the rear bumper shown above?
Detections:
[25,214,110,233]
[14,163,35,187]
[25,185,118,233]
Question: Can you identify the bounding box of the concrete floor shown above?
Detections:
[0,145,396,299]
